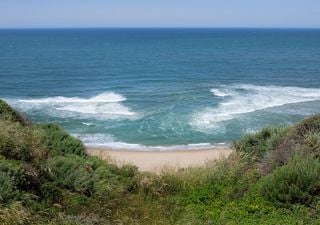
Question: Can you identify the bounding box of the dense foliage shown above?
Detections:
[0,99,319,224]
[38,124,86,157]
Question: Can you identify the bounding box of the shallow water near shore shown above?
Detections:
[1,28,320,150]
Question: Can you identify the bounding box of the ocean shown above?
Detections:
[1,28,320,150]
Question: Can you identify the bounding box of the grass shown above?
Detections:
[0,99,320,224]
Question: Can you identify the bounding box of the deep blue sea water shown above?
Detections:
[1,29,320,150]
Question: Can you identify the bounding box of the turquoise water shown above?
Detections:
[1,29,320,150]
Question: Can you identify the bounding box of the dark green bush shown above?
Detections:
[0,158,26,203]
[44,154,130,198]
[38,124,85,157]
[0,173,21,203]
[261,155,320,206]
[45,155,96,196]
[89,156,138,182]
[0,99,30,125]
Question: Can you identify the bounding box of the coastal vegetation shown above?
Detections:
[0,99,319,224]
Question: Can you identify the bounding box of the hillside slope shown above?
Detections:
[0,99,319,225]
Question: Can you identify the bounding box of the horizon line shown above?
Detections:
[0,26,320,30]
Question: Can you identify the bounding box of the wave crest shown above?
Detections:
[192,84,320,130]
[12,91,136,119]
[19,92,126,103]
[210,88,231,97]
[74,133,227,151]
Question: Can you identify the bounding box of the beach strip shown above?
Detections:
[86,147,233,172]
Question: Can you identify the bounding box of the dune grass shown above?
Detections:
[0,99,319,224]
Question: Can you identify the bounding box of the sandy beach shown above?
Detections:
[86,147,233,172]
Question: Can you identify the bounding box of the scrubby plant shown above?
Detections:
[233,126,291,157]
[261,155,320,206]
[139,171,185,197]
[45,155,96,196]
[44,154,137,200]
[0,121,45,162]
[38,124,85,157]
[262,118,320,175]
[304,132,320,157]
[0,202,30,225]
[295,114,320,136]
[0,173,21,203]
[0,99,30,125]
[1,99,320,224]
[0,158,26,203]
[0,121,32,161]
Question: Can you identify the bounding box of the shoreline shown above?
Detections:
[86,146,233,172]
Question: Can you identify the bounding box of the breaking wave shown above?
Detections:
[11,91,136,119]
[19,92,126,103]
[74,133,227,151]
[192,84,320,130]
[210,88,231,97]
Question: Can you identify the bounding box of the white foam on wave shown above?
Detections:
[74,133,115,144]
[210,88,231,97]
[82,122,94,126]
[73,133,227,151]
[13,91,136,119]
[56,103,135,116]
[89,141,226,151]
[192,84,320,130]
[19,92,126,103]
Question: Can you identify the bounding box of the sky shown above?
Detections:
[0,0,319,28]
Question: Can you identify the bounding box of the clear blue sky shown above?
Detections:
[0,0,319,28]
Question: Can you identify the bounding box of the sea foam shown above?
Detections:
[14,91,136,119]
[74,132,227,151]
[19,92,126,103]
[192,84,320,130]
[210,88,231,97]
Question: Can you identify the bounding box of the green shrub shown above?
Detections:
[0,173,20,203]
[0,158,26,203]
[139,171,185,197]
[234,116,320,175]
[233,126,290,157]
[296,115,320,136]
[258,116,320,174]
[39,124,85,157]
[107,164,139,192]
[0,99,30,125]
[0,202,30,225]
[261,155,320,206]
[0,121,32,161]
[259,134,299,175]
[1,99,320,224]
[304,132,320,157]
[44,154,130,197]
[45,155,96,196]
